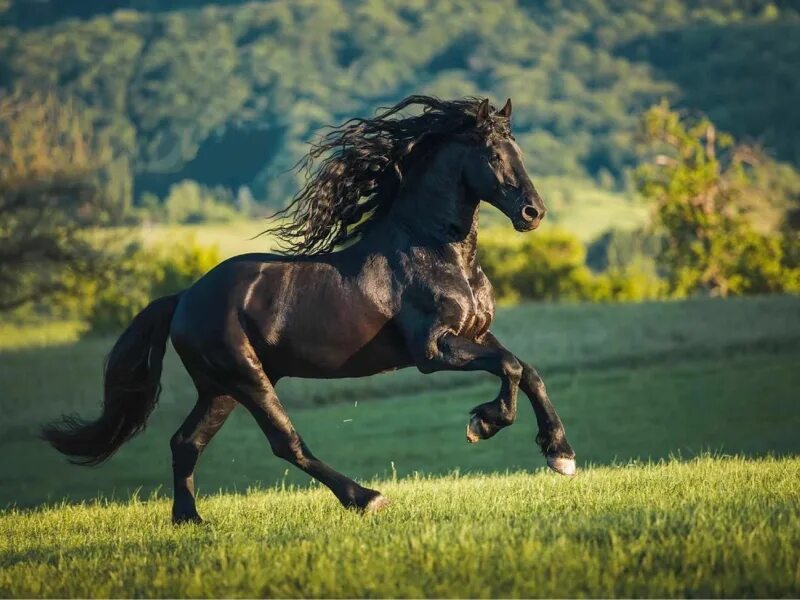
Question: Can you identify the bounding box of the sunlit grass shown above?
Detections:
[541,181,649,242]
[0,456,797,598]
[0,320,86,351]
[136,219,275,260]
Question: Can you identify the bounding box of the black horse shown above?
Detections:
[43,96,576,523]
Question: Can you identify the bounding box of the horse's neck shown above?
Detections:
[459,206,481,267]
[386,156,481,266]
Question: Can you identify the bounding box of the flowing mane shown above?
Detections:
[264,95,510,255]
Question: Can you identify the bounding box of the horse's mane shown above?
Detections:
[264,95,509,255]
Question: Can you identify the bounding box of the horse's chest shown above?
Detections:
[458,271,494,339]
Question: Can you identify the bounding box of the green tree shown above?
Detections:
[636,101,800,297]
[0,93,118,312]
[3,0,798,205]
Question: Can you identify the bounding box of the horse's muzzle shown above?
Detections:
[514,204,545,231]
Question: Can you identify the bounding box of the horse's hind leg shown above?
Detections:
[235,374,388,512]
[170,393,237,524]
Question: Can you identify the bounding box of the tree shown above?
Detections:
[4,0,798,204]
[0,93,117,312]
[636,100,800,297]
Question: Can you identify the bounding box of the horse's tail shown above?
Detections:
[41,293,181,466]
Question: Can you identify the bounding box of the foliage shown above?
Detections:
[1,1,798,206]
[158,180,240,224]
[0,93,118,312]
[592,263,667,303]
[586,227,662,272]
[86,238,220,332]
[480,228,595,303]
[637,101,800,297]
[479,227,664,303]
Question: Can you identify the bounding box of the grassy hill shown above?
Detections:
[1,457,798,597]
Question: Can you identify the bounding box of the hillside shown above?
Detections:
[1,458,798,597]
[1,0,799,208]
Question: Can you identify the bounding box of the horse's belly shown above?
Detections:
[264,317,412,378]
[251,278,409,378]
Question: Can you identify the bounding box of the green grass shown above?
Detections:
[1,295,798,597]
[537,178,650,241]
[1,457,798,598]
[137,220,274,260]
[0,320,87,351]
[1,295,798,508]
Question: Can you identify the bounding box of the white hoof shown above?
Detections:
[465,415,483,443]
[547,456,576,476]
[364,494,390,513]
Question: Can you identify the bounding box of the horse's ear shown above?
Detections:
[498,98,512,120]
[476,98,490,125]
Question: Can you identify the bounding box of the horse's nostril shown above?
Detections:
[522,205,540,222]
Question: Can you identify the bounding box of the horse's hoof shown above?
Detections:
[364,494,390,513]
[547,456,576,476]
[466,414,483,443]
[172,513,204,526]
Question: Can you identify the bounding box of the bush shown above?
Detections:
[478,227,665,304]
[86,238,220,332]
[727,227,800,296]
[136,180,240,224]
[479,228,593,304]
[586,228,662,272]
[592,264,666,302]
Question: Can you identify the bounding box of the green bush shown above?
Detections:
[591,263,666,302]
[586,228,663,272]
[479,228,591,304]
[163,181,239,224]
[133,181,240,224]
[727,227,800,296]
[87,238,220,332]
[478,227,664,304]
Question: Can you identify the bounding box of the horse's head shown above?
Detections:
[462,98,546,231]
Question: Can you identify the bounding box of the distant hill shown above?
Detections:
[1,0,799,208]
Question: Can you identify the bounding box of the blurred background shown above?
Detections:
[1,0,799,508]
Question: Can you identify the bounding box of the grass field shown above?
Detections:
[1,295,798,596]
[1,295,799,508]
[1,457,798,597]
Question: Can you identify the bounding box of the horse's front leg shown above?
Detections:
[409,329,523,442]
[480,332,576,476]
